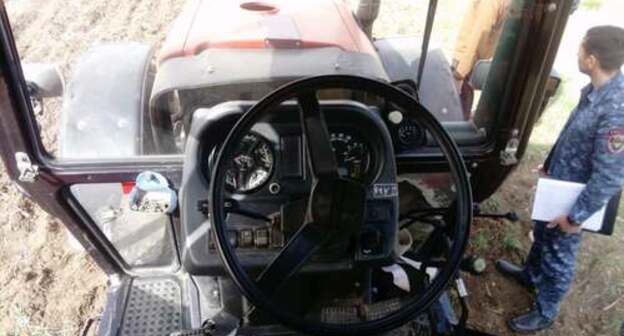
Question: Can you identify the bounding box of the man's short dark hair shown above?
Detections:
[584,25,624,71]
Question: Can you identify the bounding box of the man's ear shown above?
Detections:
[588,54,600,70]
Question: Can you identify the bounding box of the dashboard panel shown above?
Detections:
[180,97,489,275]
[181,101,399,274]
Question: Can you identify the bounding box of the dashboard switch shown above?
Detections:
[227,230,238,248]
[255,228,270,248]
[360,229,382,256]
[239,229,254,248]
[271,227,285,248]
[367,202,390,221]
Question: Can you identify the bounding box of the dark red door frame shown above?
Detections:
[0,5,183,275]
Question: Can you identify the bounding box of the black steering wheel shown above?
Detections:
[210,75,472,335]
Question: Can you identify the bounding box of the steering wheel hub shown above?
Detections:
[309,178,366,231]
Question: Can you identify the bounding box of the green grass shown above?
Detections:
[580,0,607,11]
[471,230,491,253]
[502,226,523,252]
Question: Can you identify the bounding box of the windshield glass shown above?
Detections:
[7,0,523,159]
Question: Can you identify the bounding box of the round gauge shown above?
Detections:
[330,131,372,181]
[397,119,425,147]
[225,133,274,193]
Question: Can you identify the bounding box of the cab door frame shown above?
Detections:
[0,6,184,275]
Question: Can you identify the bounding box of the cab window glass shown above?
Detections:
[70,183,178,270]
[6,0,524,160]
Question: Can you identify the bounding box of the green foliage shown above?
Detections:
[502,236,522,252]
[503,225,523,252]
[472,230,491,253]
[580,0,607,11]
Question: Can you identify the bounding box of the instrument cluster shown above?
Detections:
[221,127,377,194]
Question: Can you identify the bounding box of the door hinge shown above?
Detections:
[500,130,520,166]
[15,152,39,183]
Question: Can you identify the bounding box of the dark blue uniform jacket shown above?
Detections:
[547,71,624,224]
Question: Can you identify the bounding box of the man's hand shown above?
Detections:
[547,215,582,234]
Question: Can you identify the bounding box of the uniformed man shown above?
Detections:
[496,25,624,333]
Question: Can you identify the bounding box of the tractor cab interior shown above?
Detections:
[0,0,576,335]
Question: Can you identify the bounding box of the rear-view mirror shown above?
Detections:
[469,60,492,91]
[22,63,64,98]
[469,59,561,98]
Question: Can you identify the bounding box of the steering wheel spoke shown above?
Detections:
[297,92,339,180]
[256,221,328,296]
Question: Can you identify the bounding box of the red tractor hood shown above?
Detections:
[158,0,376,64]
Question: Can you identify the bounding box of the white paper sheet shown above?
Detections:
[381,264,410,292]
[531,178,606,232]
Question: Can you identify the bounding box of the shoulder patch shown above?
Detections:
[607,129,624,154]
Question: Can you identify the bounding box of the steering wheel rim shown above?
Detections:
[209,75,472,335]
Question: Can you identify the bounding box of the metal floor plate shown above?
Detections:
[120,278,183,336]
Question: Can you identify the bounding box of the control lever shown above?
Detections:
[473,204,518,222]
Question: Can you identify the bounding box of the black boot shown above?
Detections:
[508,309,553,333]
[495,259,534,291]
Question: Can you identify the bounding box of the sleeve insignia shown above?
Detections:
[607,129,624,154]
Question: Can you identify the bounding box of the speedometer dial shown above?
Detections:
[225,133,274,193]
[330,132,371,181]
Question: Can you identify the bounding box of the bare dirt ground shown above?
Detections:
[0,0,622,335]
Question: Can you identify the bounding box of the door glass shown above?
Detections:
[368,0,526,133]
[70,183,178,270]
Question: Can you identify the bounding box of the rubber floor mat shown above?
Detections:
[120,278,183,336]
